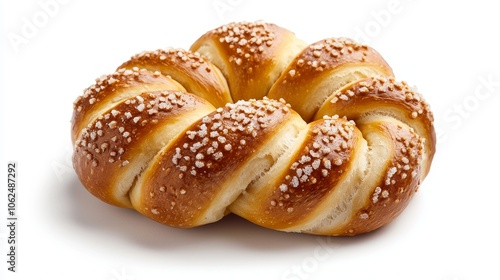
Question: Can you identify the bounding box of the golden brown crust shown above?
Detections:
[268,37,394,121]
[118,48,232,108]
[72,21,436,236]
[133,98,299,227]
[191,21,307,101]
[232,116,361,230]
[73,90,215,207]
[71,68,186,143]
[333,121,423,235]
[315,76,435,177]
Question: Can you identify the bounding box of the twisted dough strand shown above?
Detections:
[71,21,435,236]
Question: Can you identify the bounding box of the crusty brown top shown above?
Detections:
[256,116,361,229]
[337,121,424,235]
[277,37,391,81]
[73,90,214,206]
[71,67,185,142]
[267,37,394,121]
[316,75,435,176]
[119,48,232,107]
[191,21,305,101]
[318,76,434,123]
[137,98,296,227]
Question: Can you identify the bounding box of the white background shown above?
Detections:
[1,0,499,279]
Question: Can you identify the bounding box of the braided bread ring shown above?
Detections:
[71,21,435,236]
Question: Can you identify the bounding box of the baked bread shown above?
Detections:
[71,21,435,236]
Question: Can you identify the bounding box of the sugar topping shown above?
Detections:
[269,115,357,213]
[74,90,195,169]
[284,37,369,80]
[169,98,290,178]
[130,48,212,72]
[330,76,434,122]
[73,67,162,114]
[371,123,424,205]
[211,21,277,73]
